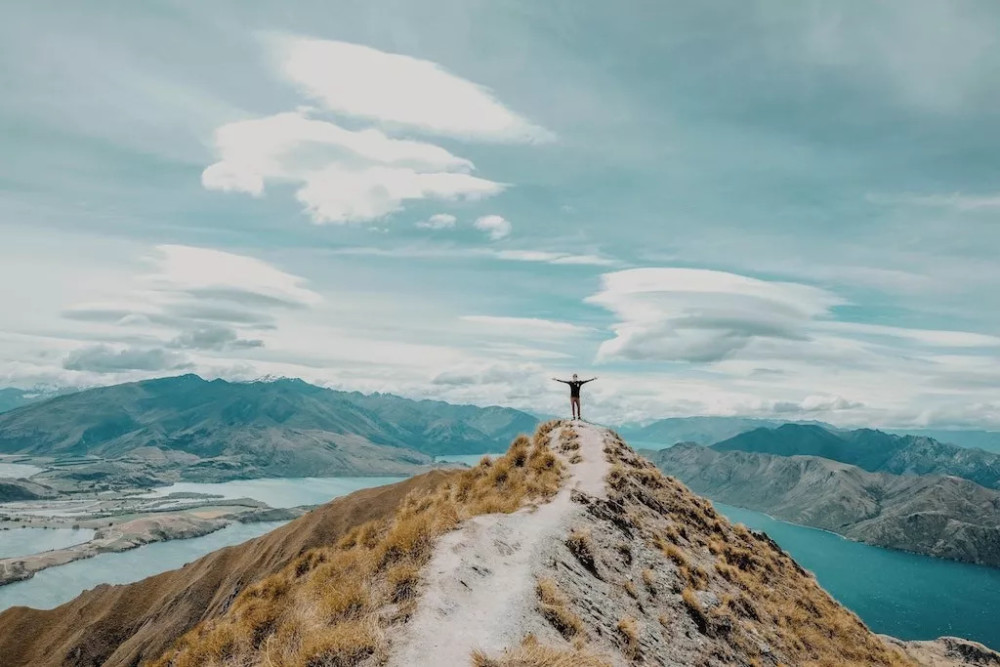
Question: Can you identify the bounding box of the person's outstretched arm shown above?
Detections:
[552,378,569,384]
[582,377,598,384]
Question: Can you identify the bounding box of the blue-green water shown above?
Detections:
[714,502,1000,650]
[0,521,286,611]
[0,527,96,558]
[0,476,404,612]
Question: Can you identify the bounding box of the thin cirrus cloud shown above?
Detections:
[61,245,321,372]
[416,213,457,230]
[494,250,618,267]
[270,36,554,143]
[867,191,1000,211]
[587,267,843,363]
[201,36,549,225]
[586,267,1000,365]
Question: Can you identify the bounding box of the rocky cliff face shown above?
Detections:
[1,422,996,667]
[649,443,1000,567]
[714,424,1000,490]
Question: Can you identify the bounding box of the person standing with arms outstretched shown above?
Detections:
[552,373,597,420]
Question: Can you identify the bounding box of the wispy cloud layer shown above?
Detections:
[202,36,550,225]
[416,213,457,230]
[60,245,322,373]
[270,36,554,142]
[202,110,505,224]
[588,268,843,362]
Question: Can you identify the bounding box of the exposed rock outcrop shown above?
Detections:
[648,442,1000,567]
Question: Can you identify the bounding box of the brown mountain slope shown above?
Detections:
[647,443,1000,567]
[2,423,997,667]
[0,470,454,667]
[146,424,996,666]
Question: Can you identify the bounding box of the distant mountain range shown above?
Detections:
[714,424,1000,490]
[0,375,539,484]
[617,416,791,446]
[617,416,1000,454]
[648,443,1000,568]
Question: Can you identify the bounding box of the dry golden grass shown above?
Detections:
[151,421,566,667]
[616,615,640,659]
[641,568,656,594]
[600,428,915,667]
[536,578,584,639]
[471,635,611,667]
[565,528,598,576]
[681,587,709,634]
[558,427,581,453]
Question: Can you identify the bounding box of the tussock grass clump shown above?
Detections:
[681,587,709,634]
[604,435,914,666]
[536,578,584,639]
[558,427,581,453]
[615,615,640,659]
[151,423,566,667]
[471,634,611,667]
[641,568,657,594]
[565,528,599,577]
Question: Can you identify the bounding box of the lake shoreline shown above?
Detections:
[0,504,305,586]
[713,501,1000,651]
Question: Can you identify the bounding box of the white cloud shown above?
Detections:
[201,110,473,197]
[270,36,553,143]
[474,214,512,241]
[416,213,457,230]
[148,245,322,307]
[202,111,504,224]
[56,245,325,379]
[819,321,1000,348]
[587,268,843,362]
[297,167,503,224]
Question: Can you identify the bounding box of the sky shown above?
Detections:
[2,0,1000,427]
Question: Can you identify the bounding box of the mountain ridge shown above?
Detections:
[714,423,1000,490]
[0,375,540,484]
[1,422,995,666]
[648,442,1000,567]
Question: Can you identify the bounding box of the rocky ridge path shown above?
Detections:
[387,421,608,666]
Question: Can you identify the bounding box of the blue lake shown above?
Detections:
[0,527,96,559]
[0,521,286,611]
[0,475,405,612]
[714,502,1000,651]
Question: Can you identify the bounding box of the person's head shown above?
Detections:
[572,373,578,380]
